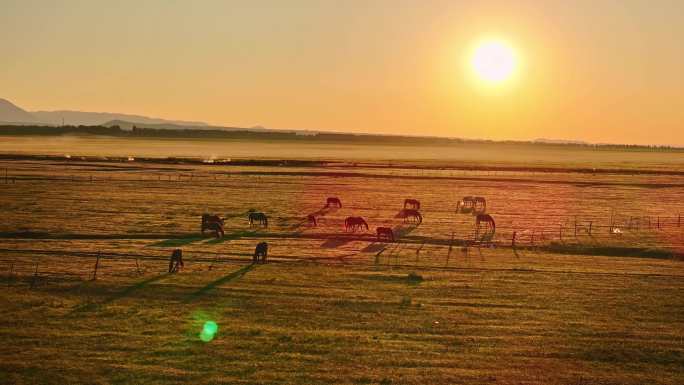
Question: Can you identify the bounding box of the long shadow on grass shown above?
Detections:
[149,236,205,247]
[203,230,259,245]
[70,273,170,314]
[185,264,255,301]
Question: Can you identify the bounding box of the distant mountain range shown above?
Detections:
[0,98,207,127]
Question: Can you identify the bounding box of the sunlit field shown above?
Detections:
[1,146,683,384]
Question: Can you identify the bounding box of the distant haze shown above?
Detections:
[1,1,683,146]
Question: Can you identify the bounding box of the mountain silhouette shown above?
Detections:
[0,98,207,127]
[0,98,36,123]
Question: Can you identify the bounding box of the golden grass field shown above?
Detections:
[1,153,683,384]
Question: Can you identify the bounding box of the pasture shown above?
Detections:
[1,156,683,384]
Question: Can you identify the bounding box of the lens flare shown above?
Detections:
[200,321,218,342]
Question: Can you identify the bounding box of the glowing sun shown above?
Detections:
[471,40,517,83]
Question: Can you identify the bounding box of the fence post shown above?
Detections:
[588,221,592,235]
[92,252,101,280]
[8,262,14,287]
[446,232,454,266]
[30,262,39,288]
[512,231,517,247]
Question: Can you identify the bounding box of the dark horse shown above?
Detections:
[253,242,268,264]
[344,216,368,232]
[475,213,496,242]
[201,214,225,237]
[404,199,420,210]
[248,212,268,227]
[402,209,423,224]
[168,248,184,273]
[376,227,394,242]
[326,197,342,208]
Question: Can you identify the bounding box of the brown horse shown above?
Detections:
[253,242,268,264]
[201,214,225,237]
[344,216,368,232]
[326,197,342,208]
[402,209,423,224]
[248,212,268,227]
[376,227,394,242]
[404,199,420,210]
[475,214,496,241]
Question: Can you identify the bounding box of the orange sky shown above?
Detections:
[1,0,683,145]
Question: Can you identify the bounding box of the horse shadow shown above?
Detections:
[186,264,255,300]
[320,230,371,248]
[361,242,386,253]
[70,272,170,313]
[203,229,258,245]
[321,235,356,249]
[149,236,204,248]
[393,223,418,238]
[312,206,334,217]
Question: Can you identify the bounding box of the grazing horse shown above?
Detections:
[168,249,184,273]
[404,198,420,210]
[456,196,475,213]
[253,242,268,264]
[344,216,369,232]
[248,212,268,227]
[376,227,394,242]
[307,214,317,226]
[402,209,423,224]
[473,196,487,213]
[475,214,496,241]
[201,214,225,237]
[326,197,342,208]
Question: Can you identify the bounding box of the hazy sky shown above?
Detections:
[2,0,683,145]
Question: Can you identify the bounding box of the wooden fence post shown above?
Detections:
[446,232,454,266]
[8,262,14,287]
[511,231,517,248]
[588,221,593,235]
[92,252,101,280]
[30,262,39,288]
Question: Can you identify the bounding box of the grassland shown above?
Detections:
[1,155,683,384]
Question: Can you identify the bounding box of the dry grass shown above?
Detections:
[0,157,683,384]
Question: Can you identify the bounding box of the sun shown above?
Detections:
[471,40,517,83]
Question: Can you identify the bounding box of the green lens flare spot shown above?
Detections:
[203,321,218,335]
[200,330,215,342]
